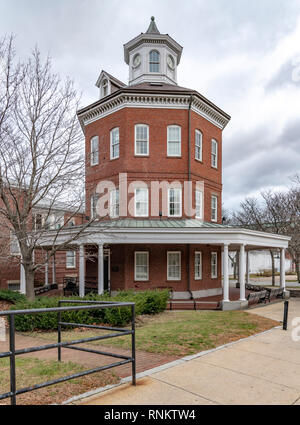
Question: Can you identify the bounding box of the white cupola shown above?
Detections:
[123,17,183,86]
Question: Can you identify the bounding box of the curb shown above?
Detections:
[62,324,281,405]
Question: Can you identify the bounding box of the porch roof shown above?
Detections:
[90,218,231,229]
[40,218,291,250]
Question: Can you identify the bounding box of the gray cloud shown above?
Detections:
[265,59,299,92]
[0,0,300,211]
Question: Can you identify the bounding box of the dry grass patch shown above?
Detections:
[0,357,119,405]
[22,310,279,358]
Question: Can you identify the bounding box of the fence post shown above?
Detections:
[58,301,62,361]
[283,300,289,330]
[131,304,136,386]
[9,315,16,405]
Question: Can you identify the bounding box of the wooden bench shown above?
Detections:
[245,283,264,292]
[247,290,268,305]
[265,287,284,301]
[63,277,79,296]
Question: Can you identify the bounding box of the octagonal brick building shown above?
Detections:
[72,17,289,307]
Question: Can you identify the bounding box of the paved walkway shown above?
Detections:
[0,333,177,379]
[75,299,300,405]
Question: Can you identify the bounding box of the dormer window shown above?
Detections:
[101,79,108,97]
[149,50,160,73]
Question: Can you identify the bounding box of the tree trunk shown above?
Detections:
[270,250,275,286]
[25,267,35,301]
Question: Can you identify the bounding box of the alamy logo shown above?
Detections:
[292,56,300,82]
[0,318,5,342]
[291,317,300,342]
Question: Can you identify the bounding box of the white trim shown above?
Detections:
[110,127,119,160]
[66,250,76,269]
[134,188,149,217]
[10,231,21,256]
[195,190,203,220]
[109,189,119,218]
[195,251,202,280]
[167,125,181,157]
[91,195,99,219]
[134,124,149,156]
[78,94,229,132]
[90,136,99,166]
[211,195,218,222]
[134,251,149,281]
[211,252,217,278]
[168,188,182,217]
[39,224,291,250]
[167,251,181,281]
[195,129,202,162]
[211,139,218,169]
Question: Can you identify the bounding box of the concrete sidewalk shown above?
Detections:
[73,299,300,405]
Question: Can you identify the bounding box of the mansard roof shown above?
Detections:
[77,80,231,127]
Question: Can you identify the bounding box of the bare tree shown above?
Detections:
[231,178,300,284]
[0,36,95,300]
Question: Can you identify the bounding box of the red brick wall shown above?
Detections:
[85,108,222,223]
[108,244,222,293]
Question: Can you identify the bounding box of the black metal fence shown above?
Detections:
[0,300,136,405]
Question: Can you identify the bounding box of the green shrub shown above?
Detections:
[0,289,27,304]
[10,289,170,331]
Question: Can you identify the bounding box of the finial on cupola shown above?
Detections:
[146,16,160,34]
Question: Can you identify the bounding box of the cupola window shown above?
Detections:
[149,50,160,73]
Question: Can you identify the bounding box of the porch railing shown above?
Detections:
[0,300,136,405]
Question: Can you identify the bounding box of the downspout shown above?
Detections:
[187,95,193,299]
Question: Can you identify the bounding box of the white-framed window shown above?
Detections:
[195,251,202,280]
[211,252,217,278]
[67,218,76,227]
[44,214,64,230]
[110,189,119,218]
[167,251,181,280]
[195,190,203,219]
[167,125,181,157]
[66,251,76,269]
[91,195,99,219]
[134,251,149,281]
[149,50,160,73]
[102,79,108,97]
[211,139,218,168]
[135,124,149,156]
[168,188,182,217]
[34,213,44,230]
[195,130,202,161]
[10,232,20,255]
[90,136,99,166]
[134,188,149,217]
[211,195,217,222]
[110,127,119,159]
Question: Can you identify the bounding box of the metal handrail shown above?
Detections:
[0,300,136,405]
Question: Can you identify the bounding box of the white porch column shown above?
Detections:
[98,244,104,295]
[280,248,286,290]
[246,250,250,284]
[223,244,230,302]
[45,262,49,287]
[79,245,85,297]
[52,254,56,285]
[239,244,246,301]
[20,261,26,294]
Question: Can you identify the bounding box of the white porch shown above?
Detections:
[37,219,290,310]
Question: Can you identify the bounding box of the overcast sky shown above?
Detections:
[1,0,300,212]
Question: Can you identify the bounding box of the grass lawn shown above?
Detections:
[24,310,280,358]
[0,357,119,405]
